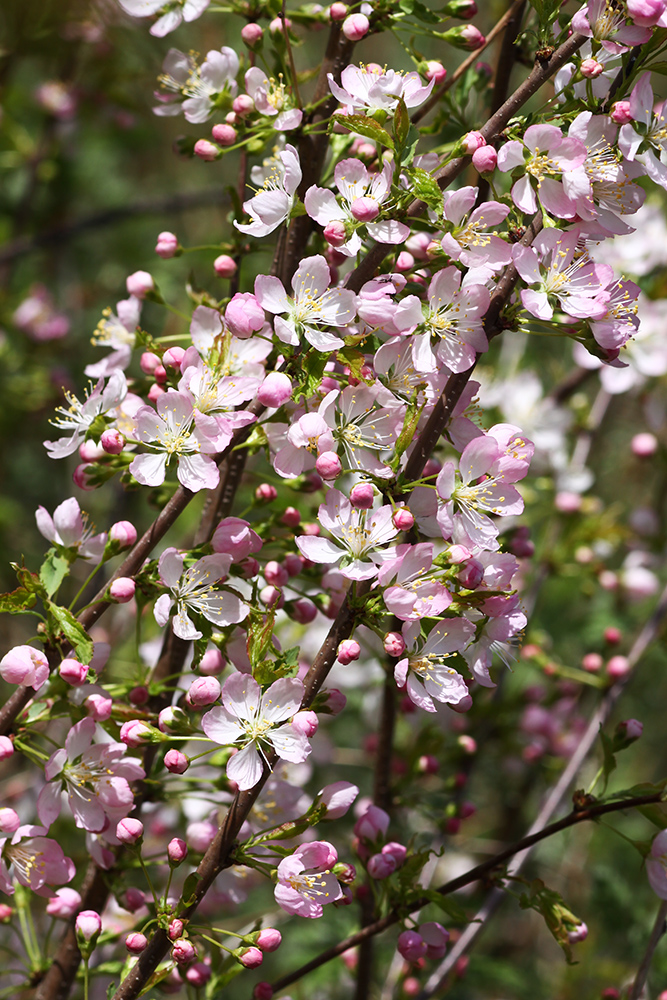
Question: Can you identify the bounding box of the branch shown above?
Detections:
[269,791,665,994]
[629,899,667,1000]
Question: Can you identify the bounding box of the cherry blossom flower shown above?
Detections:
[37,718,145,833]
[44,371,128,459]
[412,266,490,374]
[118,0,210,37]
[440,186,511,270]
[274,841,343,917]
[154,548,248,640]
[129,391,220,491]
[513,230,614,321]
[244,68,303,130]
[619,72,667,191]
[0,825,75,896]
[373,337,448,409]
[395,620,475,712]
[588,278,641,350]
[178,357,258,449]
[255,254,357,351]
[571,0,651,53]
[35,497,107,561]
[272,412,335,479]
[202,674,310,790]
[461,594,527,686]
[235,144,302,237]
[328,64,434,112]
[296,488,399,580]
[319,385,402,478]
[85,297,141,378]
[497,124,588,219]
[377,543,453,621]
[0,645,50,689]
[153,47,239,123]
[646,830,667,899]
[305,159,409,255]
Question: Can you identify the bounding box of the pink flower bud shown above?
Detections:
[59,658,88,686]
[211,123,237,146]
[324,687,347,714]
[607,655,630,679]
[383,841,407,866]
[417,754,439,774]
[225,292,265,338]
[109,577,135,603]
[200,648,225,675]
[269,14,292,32]
[78,440,105,462]
[255,483,277,502]
[109,520,137,549]
[461,130,485,154]
[291,598,318,624]
[397,930,427,962]
[264,561,289,587]
[140,351,161,375]
[172,939,197,964]
[368,852,396,879]
[292,709,319,737]
[632,432,658,456]
[419,921,449,959]
[148,384,165,404]
[213,254,237,277]
[472,144,497,173]
[123,887,147,913]
[580,57,604,78]
[163,346,185,368]
[185,962,211,987]
[392,507,414,530]
[384,631,406,657]
[627,0,666,26]
[555,491,582,513]
[445,0,478,16]
[164,749,190,774]
[75,910,101,942]
[281,507,301,527]
[258,371,293,407]
[187,676,221,707]
[443,23,485,48]
[239,556,260,578]
[453,698,474,717]
[0,736,14,761]
[194,138,220,161]
[355,803,390,841]
[169,919,184,940]
[168,838,188,865]
[129,686,149,705]
[396,251,415,271]
[256,928,282,952]
[232,94,255,116]
[337,639,361,664]
[120,720,153,746]
[342,12,369,38]
[610,100,632,124]
[425,60,447,83]
[621,718,643,740]
[0,808,20,833]
[239,947,263,968]
[72,463,97,490]
[156,231,178,259]
[126,270,154,298]
[116,817,144,844]
[567,921,588,944]
[350,483,375,508]
[259,585,284,608]
[324,220,348,247]
[604,626,622,644]
[350,196,379,222]
[126,932,148,954]
[241,21,264,45]
[254,984,274,1000]
[457,557,484,589]
[329,2,347,19]
[283,553,303,576]
[316,450,343,480]
[46,888,82,919]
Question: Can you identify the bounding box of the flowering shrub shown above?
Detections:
[4,1,667,999]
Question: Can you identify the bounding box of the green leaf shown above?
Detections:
[337,346,370,381]
[399,0,441,22]
[332,114,394,149]
[396,849,431,891]
[394,98,410,149]
[180,871,203,909]
[648,61,667,75]
[420,888,468,923]
[516,878,583,964]
[293,350,329,401]
[391,391,426,470]
[47,603,94,664]
[409,167,443,213]
[0,585,38,614]
[247,608,277,670]
[40,550,71,598]
[398,124,422,168]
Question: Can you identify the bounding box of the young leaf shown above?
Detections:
[47,603,94,664]
[0,585,38,615]
[247,607,277,669]
[40,550,71,598]
[332,114,394,150]
[516,878,582,964]
[409,167,444,214]
[394,98,410,149]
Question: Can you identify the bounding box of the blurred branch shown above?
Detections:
[629,899,667,1000]
[0,189,230,265]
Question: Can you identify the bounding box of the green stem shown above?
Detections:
[69,562,104,612]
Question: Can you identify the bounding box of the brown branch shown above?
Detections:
[629,899,667,1000]
[270,791,664,993]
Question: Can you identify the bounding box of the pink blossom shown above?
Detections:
[47,887,82,918]
[319,781,359,818]
[378,543,452,621]
[275,841,343,917]
[36,497,107,561]
[119,0,210,39]
[0,825,75,896]
[441,186,511,270]
[419,921,449,959]
[154,548,248,641]
[244,69,303,130]
[395,620,474,712]
[0,645,49,689]
[328,64,435,113]
[513,230,613,322]
[412,266,489,375]
[572,0,651,52]
[498,124,587,218]
[44,371,128,460]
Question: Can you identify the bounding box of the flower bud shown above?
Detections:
[457,557,484,589]
[567,921,588,944]
[604,626,622,644]
[213,254,237,277]
[342,12,369,39]
[367,853,396,879]
[187,675,221,707]
[123,887,147,913]
[627,0,666,26]
[211,123,236,146]
[323,688,347,714]
[185,962,211,986]
[109,577,135,603]
[254,984,274,1000]
[239,947,263,968]
[472,144,497,173]
[156,231,179,259]
[329,2,347,19]
[461,130,485,154]
[350,196,379,222]
[261,561,288,588]
[164,749,190,774]
[0,808,20,833]
[291,598,318,624]
[120,720,154,746]
[116,817,144,845]
[384,631,406,657]
[610,100,632,124]
[256,928,282,952]
[441,23,485,48]
[59,658,88,686]
[632,432,658,456]
[582,652,603,673]
[255,483,277,502]
[580,57,604,78]
[281,506,302,527]
[292,710,319,737]
[396,251,415,271]
[126,270,154,298]
[444,0,478,15]
[46,888,82,919]
[109,520,137,548]
[258,371,293,407]
[392,507,414,530]
[617,718,643,741]
[126,932,148,955]
[269,15,291,32]
[324,220,348,247]
[140,351,161,375]
[72,463,97,490]
[163,346,185,369]
[383,841,407,866]
[194,138,220,161]
[241,21,264,45]
[169,919,184,940]
[172,939,197,965]
[417,754,439,774]
[425,60,447,83]
[168,838,188,865]
[316,451,343,480]
[419,921,449,959]
[232,94,255,117]
[75,910,102,943]
[0,736,13,761]
[337,639,361,664]
[397,930,427,962]
[259,585,284,608]
[350,483,375,508]
[158,706,190,733]
[607,655,630,679]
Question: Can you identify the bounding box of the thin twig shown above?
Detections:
[629,899,667,1000]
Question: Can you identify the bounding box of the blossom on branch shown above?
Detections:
[154,548,248,640]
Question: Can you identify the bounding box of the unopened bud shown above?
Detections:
[194,138,220,161]
[211,123,236,146]
[342,12,369,39]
